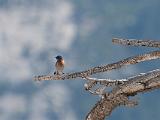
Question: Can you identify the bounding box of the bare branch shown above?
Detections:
[34,51,160,81]
[86,69,160,120]
[84,77,127,87]
[84,77,127,82]
[86,94,138,120]
[112,38,160,48]
[83,77,127,95]
[34,38,160,120]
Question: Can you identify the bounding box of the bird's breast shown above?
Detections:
[55,60,64,68]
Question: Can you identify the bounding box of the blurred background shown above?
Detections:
[0,0,160,120]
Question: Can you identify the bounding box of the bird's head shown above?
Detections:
[55,55,63,60]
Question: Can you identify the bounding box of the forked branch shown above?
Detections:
[86,69,160,120]
[34,38,160,120]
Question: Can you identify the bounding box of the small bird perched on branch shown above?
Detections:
[54,55,65,75]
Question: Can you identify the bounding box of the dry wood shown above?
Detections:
[34,50,160,81]
[34,38,160,120]
[86,69,160,120]
[112,38,160,48]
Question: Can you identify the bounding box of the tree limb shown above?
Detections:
[34,38,160,120]
[84,77,127,88]
[112,38,160,48]
[86,69,160,120]
[83,77,127,95]
[34,50,160,81]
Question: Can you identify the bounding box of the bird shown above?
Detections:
[54,55,65,75]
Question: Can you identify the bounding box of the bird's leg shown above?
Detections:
[54,71,56,75]
[54,71,60,75]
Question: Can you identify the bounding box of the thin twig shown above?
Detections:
[85,77,127,82]
[112,38,160,48]
[84,77,127,93]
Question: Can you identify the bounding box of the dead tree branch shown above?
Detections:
[83,77,127,95]
[34,38,160,120]
[34,50,160,81]
[112,38,160,48]
[84,77,127,87]
[86,69,160,120]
